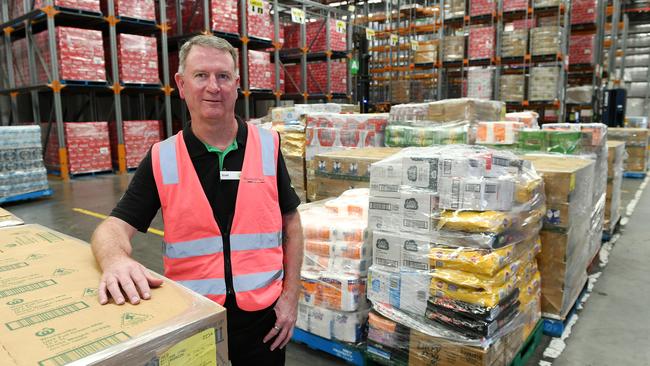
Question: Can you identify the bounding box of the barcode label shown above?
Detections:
[443,160,451,175]
[493,157,509,167]
[373,184,398,192]
[403,260,428,271]
[465,183,481,192]
[403,219,427,229]
[451,180,460,210]
[0,262,28,272]
[6,301,89,330]
[38,332,131,366]
[417,290,426,302]
[485,184,497,194]
[377,257,398,268]
[0,279,56,299]
[389,277,399,288]
[370,202,391,211]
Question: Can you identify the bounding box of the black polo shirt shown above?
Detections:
[110,118,301,332]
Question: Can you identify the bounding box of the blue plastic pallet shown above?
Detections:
[543,282,589,337]
[292,328,366,366]
[623,171,646,179]
[0,189,52,204]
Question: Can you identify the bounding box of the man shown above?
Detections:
[91,35,303,365]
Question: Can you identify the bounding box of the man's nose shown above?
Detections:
[206,74,221,92]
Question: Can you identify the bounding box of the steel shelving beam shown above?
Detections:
[592,0,608,121]
[494,0,503,100]
[619,13,629,83]
[607,0,622,86]
[2,0,19,125]
[558,0,572,122]
[240,0,250,120]
[106,0,126,173]
[159,0,173,138]
[273,0,281,106]
[300,4,307,103]
[437,0,445,99]
[23,0,40,124]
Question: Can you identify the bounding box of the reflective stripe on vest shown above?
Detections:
[159,136,179,185]
[177,278,227,296]
[165,236,224,259]
[230,231,282,251]
[233,269,284,293]
[258,127,276,176]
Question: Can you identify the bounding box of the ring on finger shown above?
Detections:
[273,325,281,331]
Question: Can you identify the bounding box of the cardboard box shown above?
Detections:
[307,175,369,202]
[372,230,402,271]
[314,147,402,181]
[521,155,595,205]
[608,128,649,146]
[368,196,402,232]
[607,140,626,171]
[0,208,23,227]
[0,224,228,365]
[408,329,505,366]
[101,0,156,21]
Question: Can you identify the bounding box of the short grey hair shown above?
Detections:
[178,35,239,75]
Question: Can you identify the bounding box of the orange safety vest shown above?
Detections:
[151,123,284,311]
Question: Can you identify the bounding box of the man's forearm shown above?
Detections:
[91,217,136,269]
[281,210,303,300]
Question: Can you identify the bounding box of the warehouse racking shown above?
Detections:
[0,0,356,179]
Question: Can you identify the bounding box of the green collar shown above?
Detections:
[203,139,238,171]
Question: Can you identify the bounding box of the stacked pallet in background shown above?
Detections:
[309,147,401,202]
[529,67,560,101]
[109,120,161,169]
[0,126,49,200]
[503,0,528,12]
[605,141,625,233]
[165,0,238,36]
[284,61,347,94]
[113,34,159,84]
[284,19,347,52]
[501,29,528,58]
[366,145,543,365]
[384,99,504,147]
[245,0,273,40]
[444,0,465,19]
[248,50,274,90]
[608,128,649,173]
[500,74,526,102]
[530,26,562,56]
[470,0,496,16]
[12,27,106,85]
[468,26,495,61]
[101,0,155,20]
[43,122,112,175]
[298,189,371,343]
[442,36,465,62]
[467,68,494,100]
[569,34,595,65]
[571,0,598,25]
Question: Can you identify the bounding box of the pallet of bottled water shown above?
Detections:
[0,126,50,201]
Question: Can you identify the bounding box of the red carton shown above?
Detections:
[284,61,347,94]
[503,0,527,12]
[166,0,238,35]
[470,0,496,17]
[245,0,273,40]
[569,34,595,65]
[115,34,159,84]
[43,122,112,174]
[284,19,347,51]
[109,120,161,169]
[101,0,156,20]
[469,26,495,60]
[571,0,598,25]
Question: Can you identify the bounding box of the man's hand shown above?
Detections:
[263,292,298,350]
[98,256,163,305]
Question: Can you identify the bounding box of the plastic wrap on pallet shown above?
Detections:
[519,155,595,319]
[246,0,273,40]
[571,0,598,25]
[26,27,106,83]
[467,68,493,100]
[533,0,560,8]
[101,0,155,20]
[113,34,159,84]
[625,116,648,129]
[389,99,504,125]
[529,66,560,101]
[626,82,650,98]
[509,18,537,30]
[391,80,411,104]
[367,304,541,366]
[304,113,388,162]
[414,40,439,64]
[29,0,100,13]
[261,120,307,201]
[626,99,649,119]
[109,120,161,169]
[283,19,347,52]
[474,121,525,145]
[505,111,539,129]
[443,36,465,62]
[605,141,625,232]
[470,0,496,17]
[469,26,495,60]
[297,303,370,343]
[565,86,593,104]
[0,126,49,199]
[284,61,347,94]
[569,34,595,65]
[444,0,466,19]
[385,122,470,147]
[608,128,649,173]
[530,26,562,56]
[503,0,528,12]
[499,74,525,103]
[43,122,112,174]
[365,145,544,347]
[248,50,274,90]
[501,30,527,57]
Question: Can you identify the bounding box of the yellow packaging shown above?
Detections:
[435,210,512,234]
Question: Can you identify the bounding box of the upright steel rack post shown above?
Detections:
[159,0,173,138]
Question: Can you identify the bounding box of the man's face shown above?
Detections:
[175,46,240,123]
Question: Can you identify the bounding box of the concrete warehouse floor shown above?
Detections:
[4,174,649,366]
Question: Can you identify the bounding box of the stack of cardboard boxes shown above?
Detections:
[113,34,159,84]
[0,126,49,199]
[109,120,161,169]
[608,128,649,173]
[605,141,626,233]
[43,122,113,175]
[101,0,155,20]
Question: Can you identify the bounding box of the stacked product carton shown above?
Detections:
[113,34,159,84]
[32,0,100,13]
[605,140,625,232]
[309,147,402,202]
[501,29,527,58]
[499,74,526,102]
[284,19,347,51]
[529,66,560,101]
[43,122,112,175]
[101,0,155,20]
[166,0,238,36]
[414,40,439,64]
[469,26,495,60]
[530,26,562,56]
[365,145,544,364]
[444,0,465,19]
[245,0,273,40]
[0,126,49,200]
[470,0,496,16]
[248,50,275,90]
[569,34,595,65]
[503,0,528,12]
[571,0,598,25]
[0,224,228,365]
[284,60,348,94]
[608,128,649,173]
[467,68,494,100]
[298,189,372,343]
[109,120,161,169]
[443,36,465,62]
[385,99,504,148]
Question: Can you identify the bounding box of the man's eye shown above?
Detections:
[195,73,207,79]
[218,73,231,81]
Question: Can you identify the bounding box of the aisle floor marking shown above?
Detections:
[72,208,164,237]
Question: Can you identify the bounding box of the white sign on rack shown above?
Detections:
[366,28,376,41]
[336,20,346,34]
[291,8,305,24]
[250,0,264,15]
[390,34,399,46]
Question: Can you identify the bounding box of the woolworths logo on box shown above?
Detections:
[121,312,153,327]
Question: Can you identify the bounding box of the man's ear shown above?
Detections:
[174,73,185,99]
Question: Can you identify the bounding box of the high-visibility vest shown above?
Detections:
[151,123,284,311]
